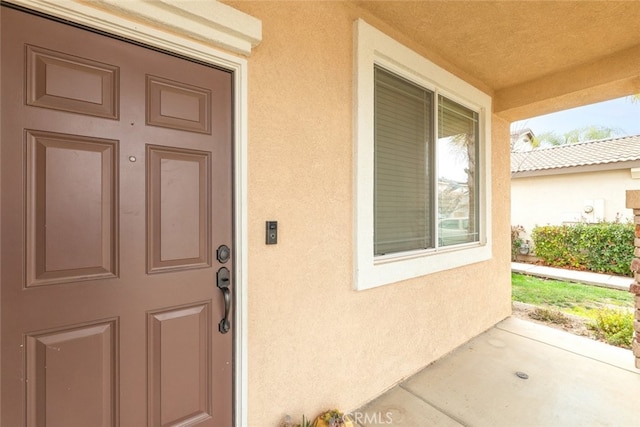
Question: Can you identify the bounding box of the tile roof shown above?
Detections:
[511,134,640,174]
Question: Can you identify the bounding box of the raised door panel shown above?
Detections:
[25,320,118,427]
[146,75,211,134]
[147,145,211,273]
[26,45,119,119]
[25,130,118,287]
[148,303,211,426]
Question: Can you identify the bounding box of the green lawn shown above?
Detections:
[511,273,634,319]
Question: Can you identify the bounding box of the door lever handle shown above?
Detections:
[218,288,231,334]
[217,267,231,334]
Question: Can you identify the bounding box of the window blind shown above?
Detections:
[438,96,478,138]
[374,67,434,255]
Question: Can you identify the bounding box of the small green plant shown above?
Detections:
[282,410,348,427]
[281,415,311,427]
[529,307,571,325]
[318,409,345,427]
[588,308,634,348]
[511,225,526,261]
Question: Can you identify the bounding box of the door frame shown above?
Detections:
[1,1,259,426]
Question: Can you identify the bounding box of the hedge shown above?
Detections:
[531,222,634,277]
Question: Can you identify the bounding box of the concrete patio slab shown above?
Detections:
[355,386,463,427]
[355,317,639,427]
[497,317,634,372]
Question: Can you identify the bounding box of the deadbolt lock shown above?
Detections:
[217,245,231,263]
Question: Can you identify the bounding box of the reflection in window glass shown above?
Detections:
[437,96,479,247]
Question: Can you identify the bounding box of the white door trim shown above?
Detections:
[3,2,259,426]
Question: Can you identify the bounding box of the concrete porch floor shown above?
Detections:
[355,317,639,427]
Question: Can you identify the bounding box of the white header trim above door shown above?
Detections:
[6,0,262,56]
[4,1,259,426]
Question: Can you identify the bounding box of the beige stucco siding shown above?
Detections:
[512,168,640,240]
[227,1,511,424]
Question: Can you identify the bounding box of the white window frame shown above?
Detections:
[353,19,492,290]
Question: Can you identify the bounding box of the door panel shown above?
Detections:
[147,145,211,273]
[25,320,118,427]
[1,7,233,427]
[148,303,212,426]
[25,130,119,286]
[146,75,211,134]
[26,44,120,119]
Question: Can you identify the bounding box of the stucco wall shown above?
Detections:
[226,1,511,424]
[512,169,640,241]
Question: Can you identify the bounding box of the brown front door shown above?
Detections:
[1,7,234,426]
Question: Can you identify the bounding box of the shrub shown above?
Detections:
[531,222,634,276]
[511,225,526,261]
[529,307,571,325]
[588,308,634,348]
[531,225,583,269]
[580,222,635,276]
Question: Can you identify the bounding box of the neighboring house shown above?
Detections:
[510,128,536,152]
[2,2,640,426]
[512,135,640,240]
[438,177,470,218]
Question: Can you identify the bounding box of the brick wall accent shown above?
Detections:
[625,191,640,369]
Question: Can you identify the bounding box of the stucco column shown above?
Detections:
[625,190,640,369]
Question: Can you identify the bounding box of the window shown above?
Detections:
[354,19,492,290]
[374,68,480,255]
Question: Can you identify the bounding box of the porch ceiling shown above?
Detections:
[354,0,640,119]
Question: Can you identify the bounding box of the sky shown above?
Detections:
[511,96,640,138]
